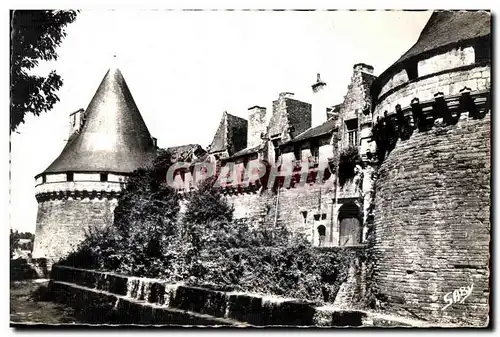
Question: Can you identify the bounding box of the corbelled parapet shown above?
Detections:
[372,88,490,159]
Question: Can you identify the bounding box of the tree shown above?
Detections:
[10,229,20,258]
[10,10,78,132]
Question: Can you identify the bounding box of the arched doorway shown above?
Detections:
[338,202,362,246]
[317,225,326,247]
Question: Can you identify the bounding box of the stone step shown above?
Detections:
[49,265,444,327]
[50,280,248,327]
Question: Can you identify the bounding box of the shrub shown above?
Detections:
[338,146,362,187]
[61,151,359,305]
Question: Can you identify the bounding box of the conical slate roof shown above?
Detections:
[41,68,157,175]
[395,10,490,66]
[372,10,490,97]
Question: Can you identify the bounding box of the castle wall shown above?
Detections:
[32,197,119,260]
[371,63,490,326]
[225,177,344,247]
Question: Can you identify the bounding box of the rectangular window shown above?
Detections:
[100,173,108,182]
[348,130,358,147]
[42,175,46,183]
[67,173,74,182]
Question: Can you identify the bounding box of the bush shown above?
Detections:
[338,146,362,187]
[61,150,357,305]
[60,164,181,278]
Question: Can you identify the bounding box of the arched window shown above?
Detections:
[338,202,362,246]
[317,225,326,247]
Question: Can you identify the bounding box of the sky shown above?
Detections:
[10,9,433,233]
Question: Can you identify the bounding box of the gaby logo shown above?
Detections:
[442,283,474,311]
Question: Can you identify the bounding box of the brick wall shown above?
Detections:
[372,65,491,326]
[32,198,118,259]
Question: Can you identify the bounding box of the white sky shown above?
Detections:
[10,10,433,233]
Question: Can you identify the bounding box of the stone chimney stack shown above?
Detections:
[247,106,267,148]
[353,63,374,74]
[68,108,85,137]
[311,73,327,128]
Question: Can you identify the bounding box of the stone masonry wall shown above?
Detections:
[32,198,118,260]
[225,177,343,247]
[247,106,267,148]
[372,65,491,326]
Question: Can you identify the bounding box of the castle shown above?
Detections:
[32,11,491,325]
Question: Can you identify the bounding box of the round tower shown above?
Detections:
[32,68,157,259]
[370,11,490,326]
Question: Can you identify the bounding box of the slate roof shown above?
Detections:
[361,72,377,89]
[40,68,157,175]
[395,10,490,66]
[208,112,248,156]
[230,142,265,159]
[374,10,491,94]
[166,144,206,162]
[291,117,337,143]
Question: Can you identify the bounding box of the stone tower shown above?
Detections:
[32,68,157,259]
[370,11,491,326]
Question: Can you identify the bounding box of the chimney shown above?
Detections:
[353,63,374,74]
[68,108,85,137]
[311,73,328,128]
[247,106,267,148]
[279,92,294,99]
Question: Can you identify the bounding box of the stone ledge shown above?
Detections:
[50,265,443,327]
[50,280,246,326]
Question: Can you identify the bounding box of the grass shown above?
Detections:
[10,280,78,325]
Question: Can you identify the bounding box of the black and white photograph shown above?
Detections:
[8,6,492,329]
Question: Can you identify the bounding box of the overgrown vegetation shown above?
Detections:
[338,146,363,187]
[59,151,357,303]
